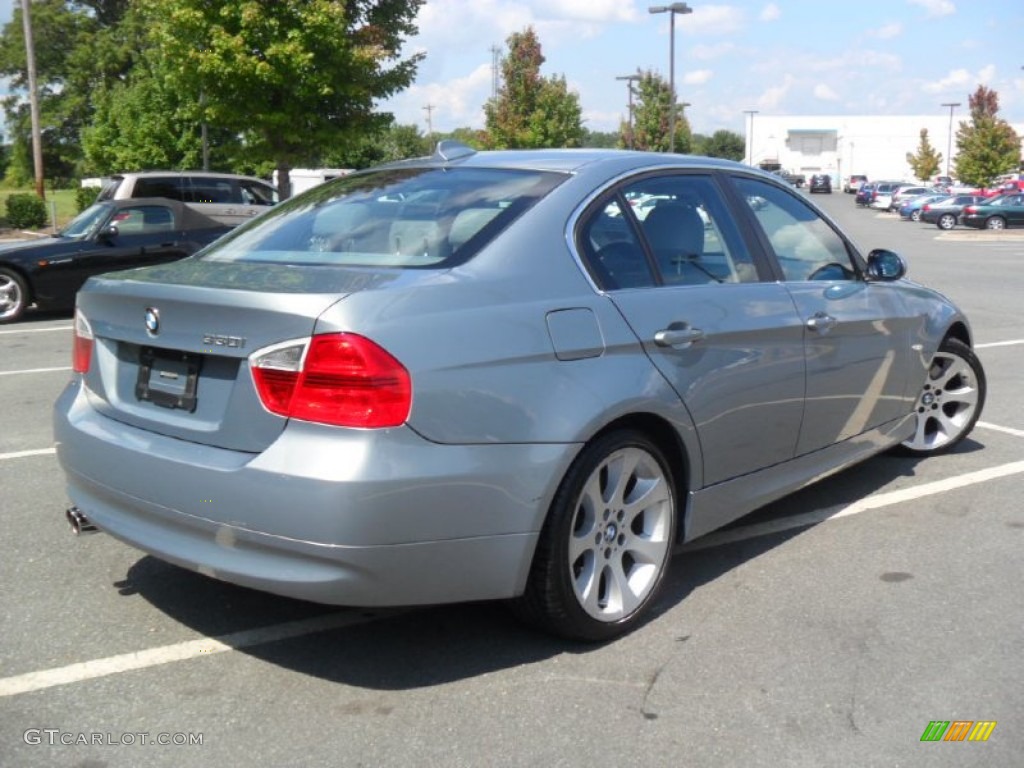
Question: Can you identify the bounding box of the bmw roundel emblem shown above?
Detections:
[145,307,160,335]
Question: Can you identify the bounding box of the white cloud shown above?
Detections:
[871,22,903,39]
[683,69,714,86]
[977,64,995,84]
[682,5,746,36]
[390,64,494,130]
[758,75,795,110]
[691,42,736,60]
[925,68,970,93]
[547,0,639,22]
[813,83,840,101]
[907,0,955,17]
[759,3,781,22]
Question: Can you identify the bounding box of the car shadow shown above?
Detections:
[119,441,981,690]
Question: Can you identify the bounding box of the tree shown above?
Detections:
[582,129,620,149]
[906,128,942,182]
[484,27,584,149]
[698,130,745,161]
[144,0,425,197]
[953,85,1021,187]
[0,0,139,183]
[324,121,432,169]
[620,70,690,153]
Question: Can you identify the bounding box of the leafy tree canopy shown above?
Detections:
[484,27,584,149]
[954,85,1021,187]
[696,129,744,161]
[620,70,690,153]
[134,0,425,196]
[906,128,942,182]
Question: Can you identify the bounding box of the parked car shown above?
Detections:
[889,184,944,211]
[772,169,805,187]
[808,174,832,193]
[0,199,229,323]
[920,195,988,230]
[95,171,279,227]
[868,181,904,210]
[960,193,1024,230]
[55,145,986,642]
[898,194,949,222]
[843,175,867,193]
[855,182,877,207]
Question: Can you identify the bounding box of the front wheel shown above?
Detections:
[897,337,985,456]
[985,216,1006,230]
[937,213,956,230]
[513,430,677,642]
[0,268,29,324]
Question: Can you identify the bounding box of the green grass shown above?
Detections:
[0,187,80,231]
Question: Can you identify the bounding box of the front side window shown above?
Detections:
[110,205,175,235]
[199,167,565,268]
[733,177,858,282]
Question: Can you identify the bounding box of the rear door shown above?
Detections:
[578,172,806,487]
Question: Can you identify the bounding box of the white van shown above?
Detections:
[96,171,278,228]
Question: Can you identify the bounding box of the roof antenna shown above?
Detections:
[434,140,477,163]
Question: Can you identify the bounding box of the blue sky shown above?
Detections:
[2,0,1023,137]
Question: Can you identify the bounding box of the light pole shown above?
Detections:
[616,73,641,148]
[649,3,693,153]
[744,110,758,166]
[941,102,960,179]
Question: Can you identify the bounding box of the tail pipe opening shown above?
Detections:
[66,506,98,535]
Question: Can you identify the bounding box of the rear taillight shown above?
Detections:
[922,204,931,211]
[250,333,411,428]
[963,206,978,214]
[72,309,94,374]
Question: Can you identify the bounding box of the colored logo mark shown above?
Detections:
[920,721,996,742]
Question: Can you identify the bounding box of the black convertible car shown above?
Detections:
[0,198,230,323]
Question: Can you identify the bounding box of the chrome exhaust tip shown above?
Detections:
[66,506,98,535]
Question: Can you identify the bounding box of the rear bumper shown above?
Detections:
[54,380,578,606]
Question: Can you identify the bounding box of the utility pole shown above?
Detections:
[423,104,435,141]
[490,44,501,100]
[20,0,45,199]
[616,73,641,149]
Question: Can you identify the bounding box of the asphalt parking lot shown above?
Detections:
[1,192,1022,767]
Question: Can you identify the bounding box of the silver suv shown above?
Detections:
[96,171,278,227]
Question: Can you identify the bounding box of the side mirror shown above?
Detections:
[866,249,906,281]
[98,224,119,242]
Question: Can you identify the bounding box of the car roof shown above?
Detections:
[373,145,751,176]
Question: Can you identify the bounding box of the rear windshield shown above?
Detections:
[198,166,566,268]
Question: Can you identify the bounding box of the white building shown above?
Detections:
[745,114,1024,184]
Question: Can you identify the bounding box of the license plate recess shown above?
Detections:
[135,347,201,412]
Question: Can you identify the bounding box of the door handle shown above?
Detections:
[806,312,838,334]
[654,324,705,348]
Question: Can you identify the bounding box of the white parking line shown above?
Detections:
[0,325,72,335]
[685,459,1024,553]
[0,366,71,376]
[0,610,399,698]
[977,421,1024,439]
[0,448,56,461]
[976,339,1024,349]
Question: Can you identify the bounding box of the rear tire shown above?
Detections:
[985,216,1006,230]
[895,337,985,456]
[513,430,677,642]
[0,267,29,324]
[937,213,956,230]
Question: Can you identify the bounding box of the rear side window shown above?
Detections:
[134,176,187,200]
[199,167,565,268]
